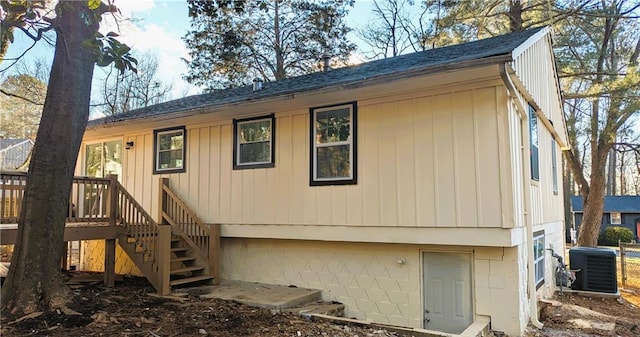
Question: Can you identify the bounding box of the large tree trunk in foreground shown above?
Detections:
[1,1,97,317]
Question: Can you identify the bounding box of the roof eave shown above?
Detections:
[87,53,513,130]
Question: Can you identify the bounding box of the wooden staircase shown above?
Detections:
[167,235,214,287]
[113,177,219,295]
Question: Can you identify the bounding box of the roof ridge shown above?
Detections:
[89,26,547,127]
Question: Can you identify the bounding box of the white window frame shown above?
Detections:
[533,231,545,288]
[610,212,622,225]
[529,105,539,181]
[233,114,275,170]
[153,126,186,174]
[552,138,558,195]
[310,102,357,186]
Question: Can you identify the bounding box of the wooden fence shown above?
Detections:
[619,242,640,289]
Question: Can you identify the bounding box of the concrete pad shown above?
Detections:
[175,279,321,312]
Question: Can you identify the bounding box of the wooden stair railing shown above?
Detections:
[112,177,217,294]
[0,172,217,295]
[159,178,220,286]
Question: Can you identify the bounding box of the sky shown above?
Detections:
[0,0,376,112]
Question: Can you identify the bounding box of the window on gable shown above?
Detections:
[610,212,622,225]
[533,231,545,288]
[552,138,558,195]
[153,126,186,174]
[310,102,357,185]
[529,105,539,181]
[233,114,275,169]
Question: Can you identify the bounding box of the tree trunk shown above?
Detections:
[576,141,610,247]
[509,0,523,32]
[1,1,97,317]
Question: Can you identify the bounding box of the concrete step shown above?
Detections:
[175,280,322,312]
[283,300,345,317]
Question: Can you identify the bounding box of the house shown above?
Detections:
[0,138,33,171]
[76,27,568,336]
[571,195,640,241]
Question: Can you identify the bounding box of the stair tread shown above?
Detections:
[171,247,189,252]
[171,266,205,274]
[170,275,214,286]
[171,256,196,262]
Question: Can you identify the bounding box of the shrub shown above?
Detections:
[601,226,634,246]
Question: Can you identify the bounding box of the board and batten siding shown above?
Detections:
[512,32,566,146]
[81,84,518,230]
[507,30,565,227]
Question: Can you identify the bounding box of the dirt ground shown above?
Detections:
[1,274,639,337]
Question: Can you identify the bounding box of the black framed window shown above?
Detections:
[153,126,186,174]
[310,102,357,186]
[233,114,275,169]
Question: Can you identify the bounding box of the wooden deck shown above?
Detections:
[0,222,119,245]
[1,172,220,294]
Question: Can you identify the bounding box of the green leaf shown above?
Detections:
[96,56,114,67]
[87,0,101,10]
[106,32,119,37]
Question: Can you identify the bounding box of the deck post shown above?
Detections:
[208,224,221,285]
[157,224,172,295]
[106,174,118,227]
[104,238,116,287]
[158,178,169,225]
[60,242,69,270]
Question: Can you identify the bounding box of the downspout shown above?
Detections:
[499,63,544,329]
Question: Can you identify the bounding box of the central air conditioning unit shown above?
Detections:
[569,247,618,293]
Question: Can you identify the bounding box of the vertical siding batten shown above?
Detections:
[452,90,478,227]
[413,96,436,227]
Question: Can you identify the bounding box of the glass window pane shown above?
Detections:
[85,143,103,177]
[240,141,270,164]
[159,131,183,151]
[240,121,271,143]
[159,149,183,169]
[316,108,350,144]
[316,145,350,179]
[104,140,122,178]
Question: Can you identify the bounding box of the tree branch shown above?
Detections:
[0,88,44,106]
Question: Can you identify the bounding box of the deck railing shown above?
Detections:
[114,180,159,263]
[160,178,219,281]
[1,171,111,224]
[1,171,218,292]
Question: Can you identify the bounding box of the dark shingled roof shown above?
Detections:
[88,26,546,127]
[571,196,640,213]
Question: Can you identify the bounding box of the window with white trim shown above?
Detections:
[153,127,185,174]
[529,105,539,181]
[533,231,545,288]
[233,114,275,169]
[310,102,357,185]
[610,212,622,225]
